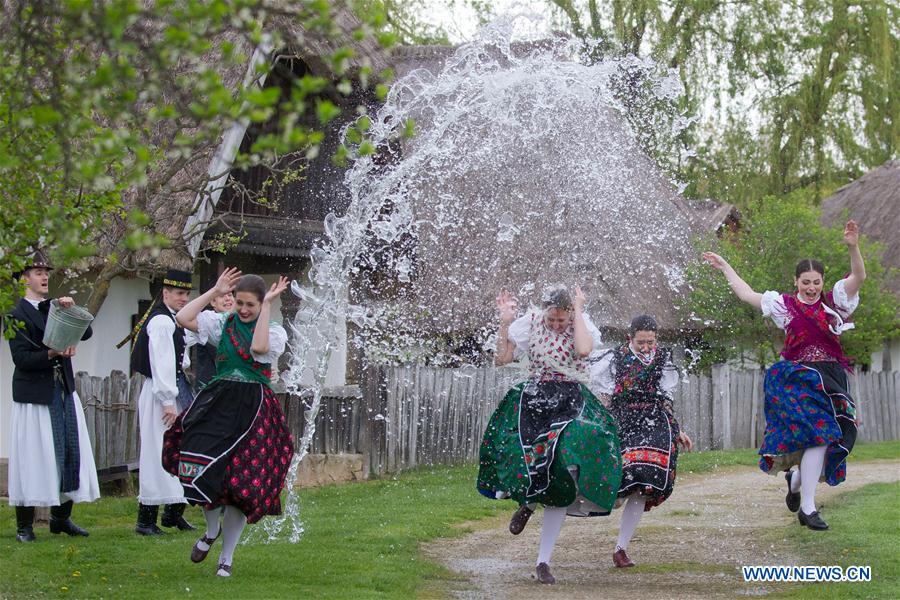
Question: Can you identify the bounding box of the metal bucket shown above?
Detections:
[43,300,94,351]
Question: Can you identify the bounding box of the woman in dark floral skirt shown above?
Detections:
[591,315,692,567]
[703,219,865,531]
[165,268,294,577]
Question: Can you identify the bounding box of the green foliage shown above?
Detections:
[361,0,454,45]
[0,0,392,315]
[502,1,900,208]
[685,195,898,368]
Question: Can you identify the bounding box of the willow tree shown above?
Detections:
[528,0,899,206]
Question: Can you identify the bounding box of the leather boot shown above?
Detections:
[135,503,165,536]
[15,506,36,542]
[535,562,555,584]
[50,500,89,537]
[161,503,196,531]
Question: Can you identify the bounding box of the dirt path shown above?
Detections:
[423,459,900,599]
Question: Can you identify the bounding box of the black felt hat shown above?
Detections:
[13,250,53,279]
[161,268,193,290]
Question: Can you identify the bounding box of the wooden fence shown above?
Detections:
[356,365,900,475]
[73,366,899,478]
[75,371,142,480]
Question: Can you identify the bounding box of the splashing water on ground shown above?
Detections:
[249,11,696,543]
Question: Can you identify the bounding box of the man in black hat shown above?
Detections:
[131,268,197,535]
[6,251,99,542]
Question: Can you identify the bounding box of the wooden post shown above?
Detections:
[711,364,732,450]
[749,369,761,448]
[360,364,386,476]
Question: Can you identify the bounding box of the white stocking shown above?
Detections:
[536,507,566,565]
[218,506,247,568]
[789,469,801,493]
[616,494,646,551]
[799,445,827,514]
[196,507,222,552]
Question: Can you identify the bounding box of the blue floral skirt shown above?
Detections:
[759,361,857,486]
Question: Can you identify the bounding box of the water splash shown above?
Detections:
[252,10,696,542]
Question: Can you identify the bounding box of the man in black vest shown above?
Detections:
[6,251,99,541]
[131,268,196,534]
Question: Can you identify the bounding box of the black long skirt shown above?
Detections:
[163,379,294,523]
[610,398,679,511]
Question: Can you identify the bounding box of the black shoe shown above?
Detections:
[15,506,36,542]
[161,503,196,531]
[535,562,555,584]
[798,509,829,530]
[509,504,534,535]
[50,517,89,537]
[784,471,800,513]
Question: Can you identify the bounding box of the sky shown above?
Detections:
[413,0,555,42]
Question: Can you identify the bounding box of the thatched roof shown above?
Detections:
[363,43,729,335]
[820,160,900,298]
[105,5,390,276]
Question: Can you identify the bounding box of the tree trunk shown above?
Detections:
[85,263,125,317]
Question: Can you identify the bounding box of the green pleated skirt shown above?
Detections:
[476,382,622,516]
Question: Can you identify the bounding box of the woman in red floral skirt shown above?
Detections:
[165,268,294,576]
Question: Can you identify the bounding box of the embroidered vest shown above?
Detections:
[210,313,273,388]
[612,345,670,403]
[780,292,849,368]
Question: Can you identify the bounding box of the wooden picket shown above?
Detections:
[71,366,898,479]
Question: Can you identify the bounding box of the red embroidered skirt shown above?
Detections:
[163,379,294,524]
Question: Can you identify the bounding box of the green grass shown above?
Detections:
[0,465,508,599]
[767,481,900,599]
[844,439,900,462]
[1,441,896,598]
[676,440,900,475]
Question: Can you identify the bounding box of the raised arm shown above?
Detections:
[176,267,242,332]
[250,276,289,355]
[494,291,517,366]
[841,220,866,299]
[571,285,593,357]
[702,252,763,310]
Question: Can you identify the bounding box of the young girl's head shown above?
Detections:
[628,314,658,356]
[541,286,573,334]
[794,259,825,304]
[234,275,267,322]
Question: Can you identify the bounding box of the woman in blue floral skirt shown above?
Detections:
[703,220,865,531]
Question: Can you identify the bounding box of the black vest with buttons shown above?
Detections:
[130,303,186,378]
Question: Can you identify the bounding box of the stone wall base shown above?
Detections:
[295,453,367,488]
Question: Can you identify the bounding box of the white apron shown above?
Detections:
[137,378,186,505]
[7,392,101,507]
